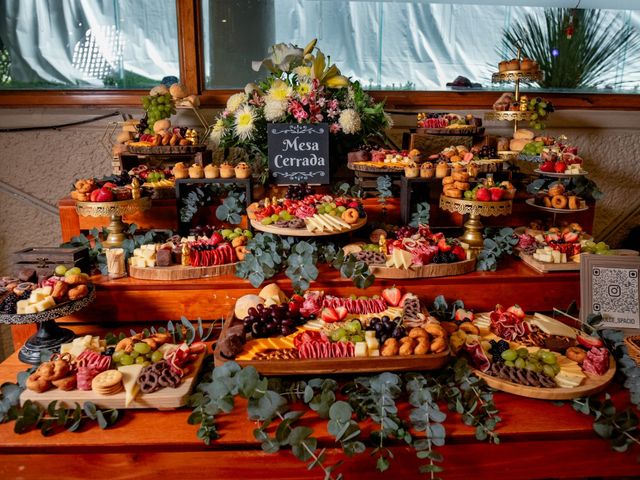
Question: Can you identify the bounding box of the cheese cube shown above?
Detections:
[133,248,143,258]
[551,250,562,263]
[365,336,379,351]
[24,305,37,314]
[561,253,567,263]
[354,342,368,357]
[369,349,380,357]
[145,258,156,268]
[16,300,29,314]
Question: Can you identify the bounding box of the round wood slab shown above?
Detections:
[348,163,405,173]
[129,263,238,281]
[473,355,615,400]
[250,216,367,237]
[127,144,207,154]
[416,127,484,136]
[369,258,476,279]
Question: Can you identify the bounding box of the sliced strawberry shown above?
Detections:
[563,231,579,243]
[381,286,402,307]
[437,238,453,253]
[451,245,466,261]
[545,232,560,243]
[454,308,474,321]
[576,334,603,349]
[321,307,340,323]
[506,304,526,320]
[335,306,348,321]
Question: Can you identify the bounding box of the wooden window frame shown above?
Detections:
[1,0,639,111]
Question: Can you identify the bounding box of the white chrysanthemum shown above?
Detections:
[293,65,312,79]
[266,79,293,103]
[210,119,227,146]
[234,105,257,141]
[339,109,361,134]
[226,92,247,114]
[264,100,288,122]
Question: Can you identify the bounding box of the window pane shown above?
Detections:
[0,0,180,89]
[201,1,640,94]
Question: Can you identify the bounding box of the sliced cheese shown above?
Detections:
[532,313,577,338]
[117,364,144,407]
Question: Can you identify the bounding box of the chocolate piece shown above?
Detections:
[227,324,246,341]
[219,334,244,359]
[16,268,37,283]
[544,335,576,353]
[172,247,182,265]
[156,249,173,267]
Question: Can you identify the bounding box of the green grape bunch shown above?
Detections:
[527,97,555,130]
[141,92,176,134]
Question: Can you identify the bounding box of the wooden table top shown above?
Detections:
[0,347,636,479]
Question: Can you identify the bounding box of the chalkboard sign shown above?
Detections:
[267,123,330,184]
[581,254,640,331]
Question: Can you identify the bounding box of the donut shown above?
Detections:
[442,176,455,185]
[453,181,471,191]
[543,196,553,208]
[568,195,579,210]
[566,346,587,364]
[425,323,447,338]
[551,195,568,209]
[459,322,480,335]
[548,183,565,197]
[444,188,463,199]
[341,208,359,224]
[452,171,470,182]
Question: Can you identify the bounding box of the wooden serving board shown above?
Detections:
[129,262,238,280]
[214,316,450,375]
[348,163,405,173]
[519,252,580,273]
[250,216,367,237]
[20,352,206,410]
[473,355,615,400]
[369,258,476,279]
[416,127,484,136]
[127,144,207,154]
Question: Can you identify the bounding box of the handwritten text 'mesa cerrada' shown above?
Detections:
[273,136,326,168]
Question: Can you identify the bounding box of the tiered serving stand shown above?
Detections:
[76,198,151,247]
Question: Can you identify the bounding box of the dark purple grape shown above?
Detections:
[256,304,264,312]
[281,319,293,327]
[381,315,390,323]
[248,307,258,317]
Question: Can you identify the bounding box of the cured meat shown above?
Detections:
[76,350,111,390]
[301,290,324,317]
[294,331,354,359]
[490,308,530,341]
[322,295,387,314]
[464,341,491,372]
[582,347,609,376]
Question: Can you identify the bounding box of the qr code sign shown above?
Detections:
[592,266,639,329]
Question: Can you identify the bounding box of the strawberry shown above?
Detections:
[288,301,301,315]
[539,160,555,172]
[454,308,474,321]
[576,334,603,349]
[321,307,340,323]
[506,304,526,320]
[451,245,466,261]
[437,238,453,253]
[381,286,402,307]
[545,232,560,243]
[210,232,223,245]
[335,306,348,321]
[554,161,567,173]
[348,201,359,209]
[291,294,304,304]
[563,231,579,243]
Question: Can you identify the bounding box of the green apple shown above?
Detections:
[65,267,81,277]
[54,265,67,276]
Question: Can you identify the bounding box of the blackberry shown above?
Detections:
[488,339,510,363]
[357,205,366,217]
[0,293,20,314]
[432,253,447,264]
[285,183,313,200]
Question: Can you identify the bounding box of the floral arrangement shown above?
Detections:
[210,39,391,181]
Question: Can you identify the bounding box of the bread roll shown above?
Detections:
[514,129,535,140]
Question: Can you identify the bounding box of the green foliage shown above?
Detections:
[376,175,393,204]
[431,295,465,321]
[409,202,430,228]
[502,8,640,90]
[333,182,364,199]
[215,190,246,225]
[476,227,518,272]
[104,318,217,347]
[236,234,375,292]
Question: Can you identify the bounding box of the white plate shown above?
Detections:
[525,198,589,213]
[534,169,589,178]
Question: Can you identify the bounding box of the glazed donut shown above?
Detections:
[543,196,553,208]
[565,346,587,364]
[444,188,463,199]
[568,195,579,210]
[458,322,480,335]
[551,195,568,209]
[452,171,470,182]
[425,323,447,338]
[341,208,359,225]
[442,176,455,185]
[453,181,471,191]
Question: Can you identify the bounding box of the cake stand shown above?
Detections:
[439,195,512,250]
[76,198,151,247]
[0,286,96,365]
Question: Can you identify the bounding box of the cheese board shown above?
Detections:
[518,252,580,273]
[20,351,206,410]
[416,126,484,136]
[473,355,615,400]
[369,258,476,279]
[250,215,367,237]
[129,262,238,280]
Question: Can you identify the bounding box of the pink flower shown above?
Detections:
[330,123,341,133]
[328,99,339,110]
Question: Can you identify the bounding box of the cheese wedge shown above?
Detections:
[118,364,144,407]
[532,313,577,338]
[555,369,585,388]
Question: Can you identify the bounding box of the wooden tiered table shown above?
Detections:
[0,348,636,479]
[9,258,580,351]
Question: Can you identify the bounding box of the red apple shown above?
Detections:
[554,161,567,173]
[95,187,114,202]
[540,160,555,172]
[476,187,491,202]
[90,189,101,202]
[489,187,504,201]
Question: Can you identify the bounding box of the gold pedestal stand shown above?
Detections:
[439,195,512,251]
[76,198,152,247]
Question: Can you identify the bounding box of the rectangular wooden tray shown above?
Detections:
[20,352,205,410]
[519,252,580,273]
[214,313,450,375]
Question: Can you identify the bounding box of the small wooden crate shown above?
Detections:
[13,246,90,277]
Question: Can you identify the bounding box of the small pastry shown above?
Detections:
[498,60,509,72]
[505,59,520,71]
[543,196,553,208]
[420,162,434,178]
[548,183,565,197]
[452,171,469,182]
[220,162,235,178]
[172,162,189,179]
[521,58,538,72]
[204,164,220,179]
[467,163,479,178]
[234,162,252,179]
[404,162,419,178]
[188,164,204,179]
[435,161,449,179]
[568,195,579,210]
[443,188,463,199]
